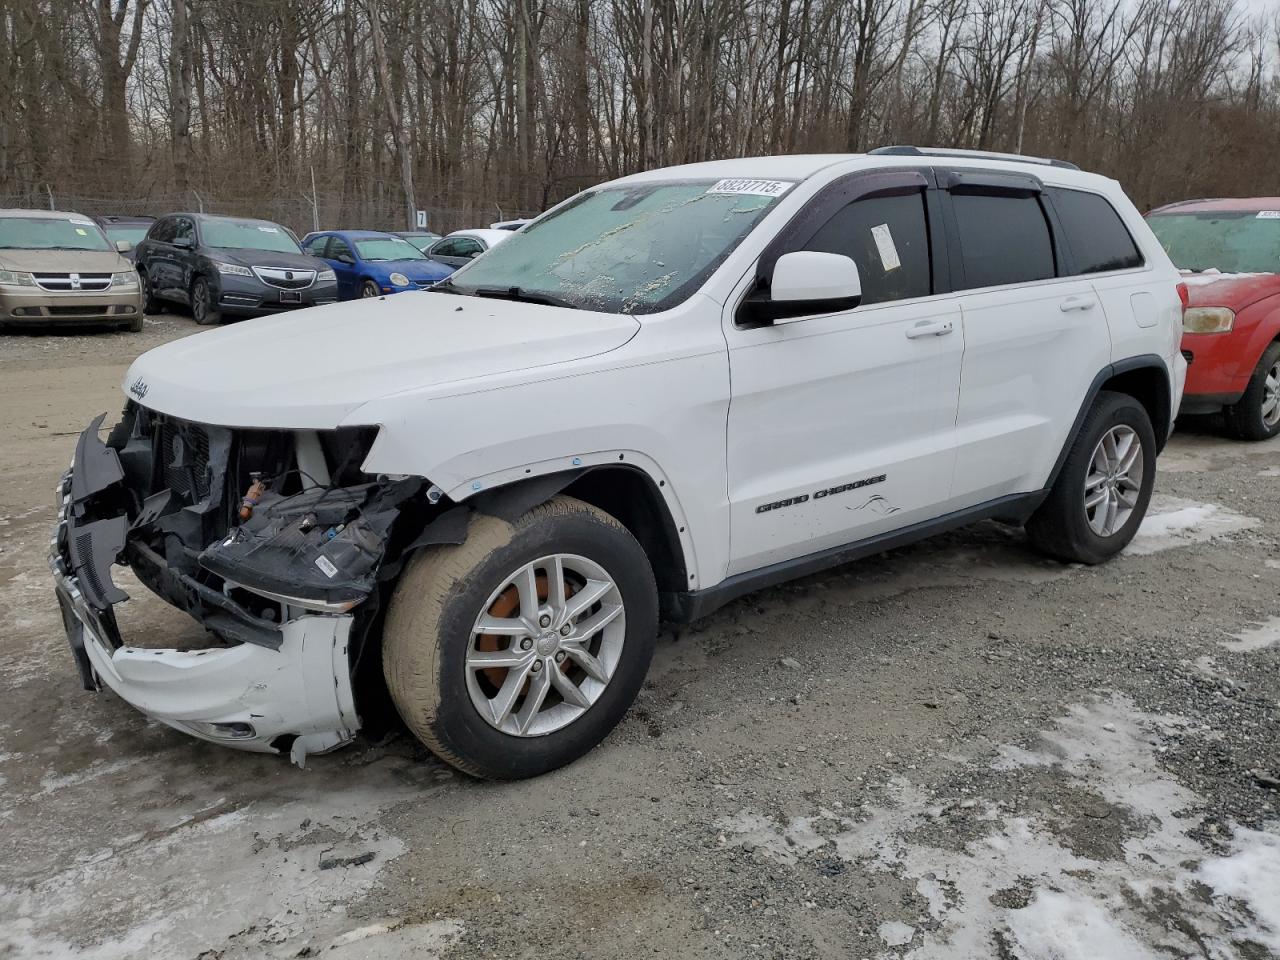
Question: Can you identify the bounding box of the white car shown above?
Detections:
[423,228,511,270]
[51,147,1186,777]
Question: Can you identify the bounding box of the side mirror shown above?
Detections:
[739,251,862,325]
[172,236,193,250]
[115,239,133,254]
[336,253,355,265]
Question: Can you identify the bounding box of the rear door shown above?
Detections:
[724,170,965,575]
[942,171,1112,506]
[170,216,197,301]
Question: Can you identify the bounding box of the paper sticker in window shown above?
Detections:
[1257,211,1280,219]
[258,225,281,233]
[705,179,792,198]
[870,223,901,272]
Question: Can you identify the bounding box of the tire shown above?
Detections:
[1026,390,1156,564]
[1224,341,1280,441]
[383,495,658,779]
[360,279,381,298]
[126,311,143,333]
[138,269,162,315]
[191,276,222,326]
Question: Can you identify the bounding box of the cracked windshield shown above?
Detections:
[442,180,789,313]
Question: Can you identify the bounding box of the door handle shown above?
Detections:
[1060,296,1096,312]
[905,319,955,339]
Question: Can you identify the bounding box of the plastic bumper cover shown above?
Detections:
[49,449,361,764]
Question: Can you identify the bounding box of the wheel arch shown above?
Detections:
[444,461,693,619]
[1046,355,1173,491]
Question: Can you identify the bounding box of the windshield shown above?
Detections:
[0,216,111,251]
[202,219,301,253]
[443,179,791,313]
[103,224,149,245]
[354,237,426,261]
[400,233,439,251]
[1147,211,1280,274]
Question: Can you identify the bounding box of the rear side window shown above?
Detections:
[1050,188,1143,274]
[951,192,1055,290]
[804,193,931,305]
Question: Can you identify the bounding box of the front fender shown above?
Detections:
[347,347,732,591]
[1236,297,1280,385]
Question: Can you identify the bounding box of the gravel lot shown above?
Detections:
[2,315,1278,959]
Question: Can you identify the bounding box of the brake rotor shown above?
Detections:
[475,572,575,690]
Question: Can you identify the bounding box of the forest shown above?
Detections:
[0,0,1275,233]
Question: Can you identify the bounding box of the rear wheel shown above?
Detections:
[191,276,222,326]
[1026,390,1156,564]
[1224,342,1280,441]
[360,279,381,298]
[382,496,658,779]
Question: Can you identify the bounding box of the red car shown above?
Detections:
[1147,198,1280,439]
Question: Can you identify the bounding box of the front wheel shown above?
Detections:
[190,276,222,326]
[360,279,381,298]
[1224,342,1280,441]
[138,269,162,314]
[1026,390,1156,564]
[382,496,658,779]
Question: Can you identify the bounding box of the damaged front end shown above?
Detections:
[49,403,428,764]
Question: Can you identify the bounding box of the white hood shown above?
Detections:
[123,292,640,428]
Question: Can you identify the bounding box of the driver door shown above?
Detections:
[326,237,360,299]
[724,171,964,575]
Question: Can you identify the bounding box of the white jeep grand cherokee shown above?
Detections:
[51,148,1186,777]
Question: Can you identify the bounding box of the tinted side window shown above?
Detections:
[1049,188,1144,274]
[173,217,195,244]
[329,237,353,261]
[302,235,329,256]
[951,192,1055,290]
[804,193,931,305]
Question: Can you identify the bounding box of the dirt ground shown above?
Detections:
[2,314,1278,960]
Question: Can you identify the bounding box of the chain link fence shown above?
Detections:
[0,190,540,237]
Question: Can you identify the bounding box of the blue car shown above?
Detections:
[300,230,452,300]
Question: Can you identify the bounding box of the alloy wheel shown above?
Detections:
[1262,361,1280,428]
[465,554,625,737]
[1083,424,1144,536]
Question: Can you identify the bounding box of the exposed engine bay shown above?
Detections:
[102,402,423,648]
[49,402,455,762]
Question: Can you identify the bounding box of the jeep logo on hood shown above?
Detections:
[129,378,149,401]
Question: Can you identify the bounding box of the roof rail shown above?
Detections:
[869,145,1080,171]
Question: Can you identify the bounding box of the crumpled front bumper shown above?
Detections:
[49,431,362,764]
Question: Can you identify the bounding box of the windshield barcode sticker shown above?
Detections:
[706,179,792,198]
[871,223,901,272]
[258,225,280,232]
[315,555,339,578]
[1257,211,1280,219]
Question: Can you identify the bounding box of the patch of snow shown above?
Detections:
[1198,828,1280,953]
[1222,616,1280,652]
[326,919,464,959]
[1126,496,1258,556]
[717,695,1278,959]
[878,920,915,947]
[1004,889,1162,960]
[1179,269,1266,286]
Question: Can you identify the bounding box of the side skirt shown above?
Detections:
[663,490,1047,624]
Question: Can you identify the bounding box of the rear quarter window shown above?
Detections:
[1049,188,1144,274]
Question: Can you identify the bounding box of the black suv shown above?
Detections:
[135,213,338,325]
